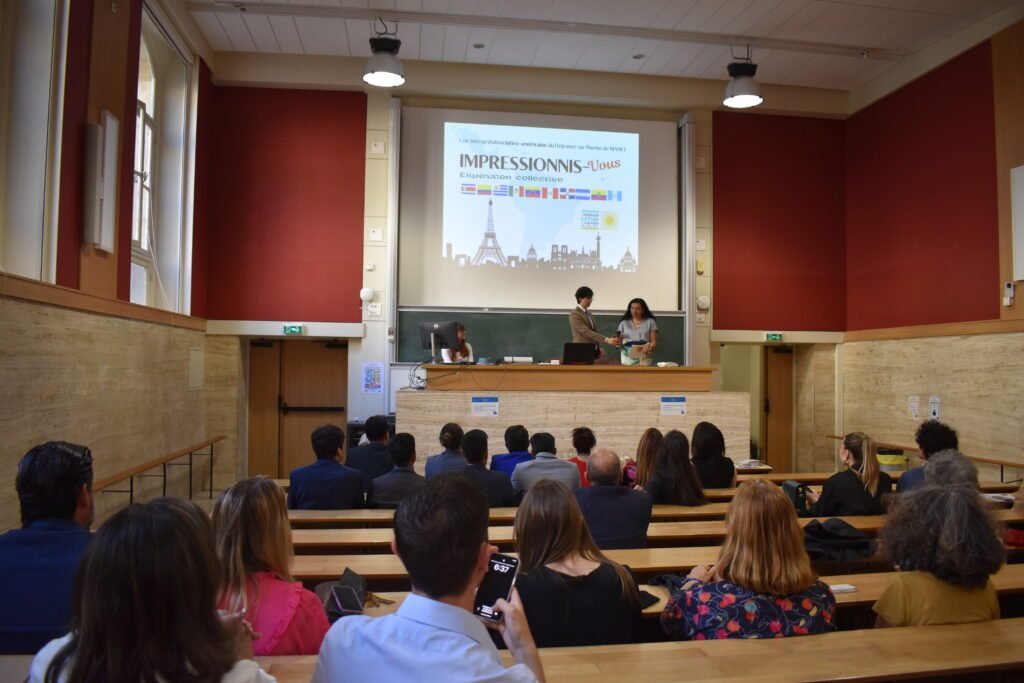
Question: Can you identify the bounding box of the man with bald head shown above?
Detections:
[573,448,652,550]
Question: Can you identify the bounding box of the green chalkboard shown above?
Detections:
[397,309,685,364]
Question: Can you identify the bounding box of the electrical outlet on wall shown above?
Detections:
[367,303,382,317]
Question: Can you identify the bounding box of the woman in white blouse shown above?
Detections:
[616,298,658,366]
[441,322,474,363]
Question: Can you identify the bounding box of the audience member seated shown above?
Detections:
[287,424,364,510]
[574,449,652,549]
[633,427,663,489]
[874,484,1004,628]
[0,442,94,654]
[30,498,274,683]
[924,449,978,488]
[491,425,533,477]
[313,475,544,683]
[345,415,393,483]
[898,420,960,493]
[691,421,736,489]
[213,476,329,655]
[462,429,515,507]
[367,433,426,509]
[568,427,596,488]
[805,432,892,516]
[511,432,580,500]
[425,423,467,479]
[644,430,706,506]
[514,480,642,647]
[661,480,837,640]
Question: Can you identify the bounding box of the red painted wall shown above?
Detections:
[190,59,213,319]
[713,111,847,331]
[845,43,999,329]
[199,87,366,322]
[55,0,94,289]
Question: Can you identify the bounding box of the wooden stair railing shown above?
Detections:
[94,435,226,503]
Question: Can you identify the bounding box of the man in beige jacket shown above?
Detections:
[569,286,622,358]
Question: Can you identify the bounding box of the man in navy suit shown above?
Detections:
[574,448,652,550]
[346,415,394,484]
[368,433,426,509]
[461,429,515,508]
[287,424,365,510]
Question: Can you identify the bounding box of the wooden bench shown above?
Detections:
[256,617,1024,682]
[361,564,1024,620]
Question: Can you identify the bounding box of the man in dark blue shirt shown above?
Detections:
[489,424,533,478]
[368,433,426,509]
[575,449,652,550]
[346,415,394,484]
[897,420,959,493]
[462,429,514,507]
[0,442,95,654]
[288,424,366,509]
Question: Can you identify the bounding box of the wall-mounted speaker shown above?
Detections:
[83,110,119,253]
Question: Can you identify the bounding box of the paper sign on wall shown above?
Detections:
[928,396,941,420]
[908,395,919,420]
[660,396,687,416]
[471,396,499,417]
[361,362,383,394]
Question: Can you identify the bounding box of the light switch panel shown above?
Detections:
[369,228,383,241]
[367,303,382,316]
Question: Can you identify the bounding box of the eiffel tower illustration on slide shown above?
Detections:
[472,199,508,266]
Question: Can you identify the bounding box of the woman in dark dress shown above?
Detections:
[644,430,706,506]
[691,421,736,490]
[805,431,892,516]
[512,480,641,647]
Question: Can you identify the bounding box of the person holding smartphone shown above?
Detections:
[314,474,545,683]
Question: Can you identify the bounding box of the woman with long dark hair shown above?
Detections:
[31,498,273,683]
[691,421,736,489]
[643,430,706,506]
[616,298,657,365]
[632,427,663,489]
[513,480,641,647]
[440,322,474,363]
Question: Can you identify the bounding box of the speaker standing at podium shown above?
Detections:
[569,286,622,357]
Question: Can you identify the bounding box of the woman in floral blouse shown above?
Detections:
[661,480,837,640]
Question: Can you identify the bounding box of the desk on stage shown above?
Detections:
[423,364,714,392]
[398,364,748,474]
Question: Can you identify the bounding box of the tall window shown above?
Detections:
[130,7,191,312]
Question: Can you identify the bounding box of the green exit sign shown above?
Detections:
[765,332,783,342]
[283,324,305,335]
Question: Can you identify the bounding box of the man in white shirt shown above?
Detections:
[313,474,545,683]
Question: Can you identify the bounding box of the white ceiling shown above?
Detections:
[187,0,1022,91]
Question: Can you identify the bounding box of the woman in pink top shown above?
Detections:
[213,476,330,655]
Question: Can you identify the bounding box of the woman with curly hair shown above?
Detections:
[874,484,1004,627]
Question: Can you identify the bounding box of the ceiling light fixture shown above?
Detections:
[363,17,405,88]
[723,44,763,109]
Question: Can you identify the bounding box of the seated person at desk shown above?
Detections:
[214,476,329,655]
[345,415,393,483]
[512,432,580,500]
[491,425,533,477]
[644,430,706,506]
[441,322,474,363]
[805,432,892,516]
[568,426,596,488]
[462,429,515,507]
[0,442,95,654]
[574,449,653,550]
[661,480,837,640]
[897,419,959,493]
[368,433,425,509]
[425,423,467,478]
[514,479,642,648]
[287,425,365,510]
[313,475,544,683]
[616,297,658,366]
[691,421,736,489]
[569,285,622,357]
[874,484,1004,628]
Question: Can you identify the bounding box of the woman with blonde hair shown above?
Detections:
[213,476,329,656]
[513,480,642,647]
[805,431,892,516]
[632,427,662,489]
[661,480,836,640]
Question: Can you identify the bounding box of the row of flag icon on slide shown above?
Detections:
[460,184,623,201]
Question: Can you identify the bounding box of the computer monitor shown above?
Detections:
[418,321,460,363]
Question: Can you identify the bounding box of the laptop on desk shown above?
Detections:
[563,343,598,365]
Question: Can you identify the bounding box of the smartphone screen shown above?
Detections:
[473,553,519,622]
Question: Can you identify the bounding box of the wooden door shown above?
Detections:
[279,341,348,476]
[763,346,794,471]
[247,340,281,477]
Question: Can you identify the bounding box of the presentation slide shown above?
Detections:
[442,122,640,276]
[399,107,679,311]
